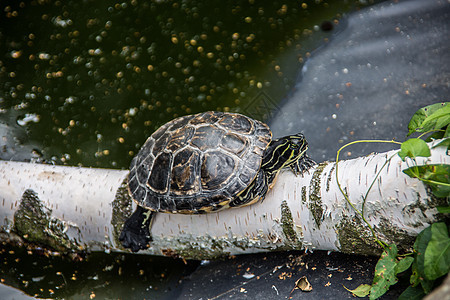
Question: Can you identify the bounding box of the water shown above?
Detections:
[0,1,381,298]
[0,0,372,168]
[1,242,194,299]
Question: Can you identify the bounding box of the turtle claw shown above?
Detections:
[291,155,316,176]
[119,229,151,252]
[119,206,153,252]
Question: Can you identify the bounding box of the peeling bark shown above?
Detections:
[0,140,448,259]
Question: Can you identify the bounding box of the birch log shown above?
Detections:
[0,140,448,259]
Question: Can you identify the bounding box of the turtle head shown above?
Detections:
[261,133,308,173]
[278,133,308,167]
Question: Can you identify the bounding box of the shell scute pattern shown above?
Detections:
[132,183,146,205]
[200,150,237,190]
[166,126,195,152]
[170,148,200,195]
[168,114,195,131]
[151,133,170,157]
[191,126,226,151]
[220,133,247,157]
[148,152,172,193]
[218,113,253,134]
[189,111,222,125]
[128,111,272,213]
[136,159,151,185]
[238,166,257,185]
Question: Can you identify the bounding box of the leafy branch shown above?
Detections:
[340,102,450,299]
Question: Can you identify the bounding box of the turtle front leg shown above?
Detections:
[119,206,154,252]
[291,154,316,175]
[230,169,269,207]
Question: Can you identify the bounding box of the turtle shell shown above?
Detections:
[127,111,272,213]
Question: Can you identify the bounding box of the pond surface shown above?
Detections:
[0,0,370,168]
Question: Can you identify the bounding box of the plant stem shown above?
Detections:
[335,140,402,250]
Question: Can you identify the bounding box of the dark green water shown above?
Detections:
[0,0,374,168]
[0,0,379,298]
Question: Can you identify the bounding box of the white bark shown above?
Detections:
[0,140,448,258]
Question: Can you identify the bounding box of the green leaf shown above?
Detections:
[408,102,450,136]
[414,226,433,276]
[411,226,435,293]
[420,277,434,294]
[437,206,450,213]
[398,138,431,161]
[409,262,420,287]
[411,259,434,294]
[396,256,414,274]
[431,185,450,199]
[398,285,426,300]
[403,164,450,198]
[424,222,450,280]
[343,284,371,297]
[419,104,450,133]
[369,244,398,300]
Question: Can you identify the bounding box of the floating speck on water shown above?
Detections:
[52,16,72,28]
[25,93,36,100]
[10,50,22,58]
[243,273,255,279]
[17,113,40,126]
[38,53,51,60]
[128,107,137,116]
[103,265,114,271]
[65,97,76,104]
[32,276,45,282]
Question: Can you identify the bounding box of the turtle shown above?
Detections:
[119,111,315,252]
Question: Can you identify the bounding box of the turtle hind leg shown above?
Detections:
[119,206,154,252]
[291,154,316,176]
